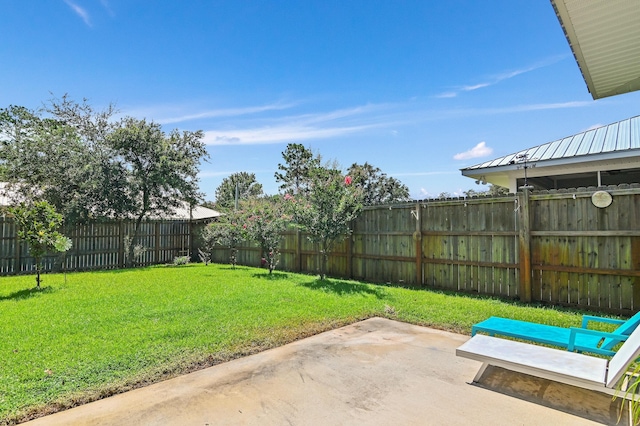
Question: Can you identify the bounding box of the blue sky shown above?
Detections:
[2,1,640,201]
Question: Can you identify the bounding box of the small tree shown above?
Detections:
[287,167,363,279]
[201,211,246,268]
[9,201,72,288]
[241,197,289,274]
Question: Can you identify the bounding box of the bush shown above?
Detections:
[172,256,190,266]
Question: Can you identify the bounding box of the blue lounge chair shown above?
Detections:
[471,311,640,357]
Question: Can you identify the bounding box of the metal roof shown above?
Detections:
[159,202,222,221]
[551,0,640,99]
[462,115,640,172]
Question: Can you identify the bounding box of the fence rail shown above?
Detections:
[2,184,640,314]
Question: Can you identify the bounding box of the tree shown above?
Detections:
[214,172,263,210]
[488,184,509,196]
[462,189,482,198]
[9,201,72,288]
[286,166,363,280]
[347,162,410,205]
[201,210,246,268]
[2,97,209,268]
[108,117,208,266]
[0,105,102,222]
[275,143,320,195]
[241,197,289,274]
[0,99,132,223]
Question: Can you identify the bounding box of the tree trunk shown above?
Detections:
[35,258,42,288]
[126,214,145,268]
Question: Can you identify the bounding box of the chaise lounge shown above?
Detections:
[457,323,640,397]
[471,311,640,357]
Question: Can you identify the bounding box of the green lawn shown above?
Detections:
[0,263,619,424]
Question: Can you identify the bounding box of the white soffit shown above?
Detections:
[551,0,640,99]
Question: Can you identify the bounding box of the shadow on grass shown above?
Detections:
[299,278,388,299]
[218,266,251,271]
[251,271,290,280]
[0,286,55,301]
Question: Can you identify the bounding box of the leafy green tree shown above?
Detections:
[214,172,263,211]
[286,166,363,280]
[463,185,509,198]
[463,189,482,198]
[488,184,509,196]
[0,105,106,222]
[108,117,208,266]
[275,143,320,195]
[9,201,72,288]
[241,197,289,274]
[201,210,246,268]
[347,162,410,205]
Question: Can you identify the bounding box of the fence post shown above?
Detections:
[296,228,302,272]
[518,188,533,302]
[414,202,423,287]
[346,220,353,279]
[15,222,22,273]
[119,221,125,268]
[155,222,161,263]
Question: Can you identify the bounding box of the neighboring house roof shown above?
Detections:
[461,115,640,192]
[155,202,222,221]
[551,0,640,99]
[0,182,221,221]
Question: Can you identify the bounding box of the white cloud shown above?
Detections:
[64,0,91,26]
[200,103,396,145]
[202,124,377,145]
[155,102,298,125]
[584,123,604,132]
[454,141,493,160]
[434,55,569,99]
[418,188,431,197]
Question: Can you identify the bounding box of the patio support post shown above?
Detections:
[518,187,533,302]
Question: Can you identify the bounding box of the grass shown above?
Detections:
[0,263,623,424]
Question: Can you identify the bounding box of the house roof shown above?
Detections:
[551,0,640,99]
[0,182,221,221]
[157,202,222,221]
[462,115,640,174]
[461,115,640,191]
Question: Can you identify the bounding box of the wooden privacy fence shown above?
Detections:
[0,218,192,274]
[211,184,640,314]
[2,184,639,314]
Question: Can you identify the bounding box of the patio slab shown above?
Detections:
[24,317,624,425]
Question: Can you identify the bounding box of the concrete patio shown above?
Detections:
[24,318,627,425]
